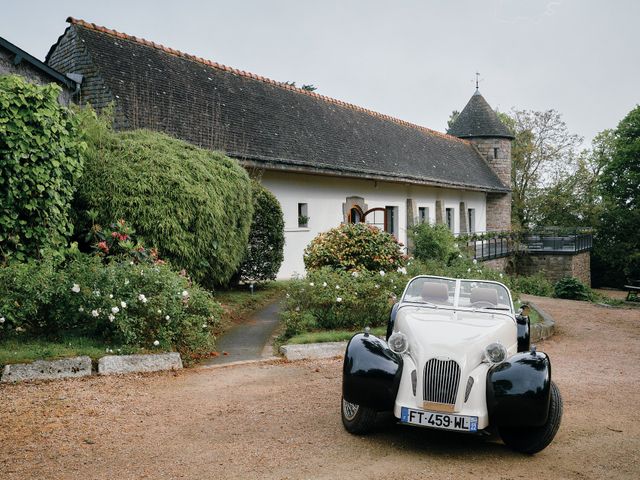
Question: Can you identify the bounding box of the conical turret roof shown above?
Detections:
[448,90,514,139]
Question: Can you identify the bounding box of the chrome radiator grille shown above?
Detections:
[423,359,461,405]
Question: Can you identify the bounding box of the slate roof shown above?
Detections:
[46,18,509,193]
[448,90,514,140]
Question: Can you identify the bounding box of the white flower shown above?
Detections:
[111,306,120,314]
[467,268,471,273]
[108,314,115,322]
[138,294,147,303]
[109,294,114,299]
[379,270,386,277]
[397,267,407,275]
[473,258,478,264]
[499,273,504,278]
[0,317,5,324]
[157,309,162,314]
[182,290,189,298]
[124,279,130,285]
[78,307,84,313]
[458,254,463,258]
[295,306,300,312]
[202,323,207,328]
[309,282,314,287]
[121,301,127,308]
[351,271,359,278]
[153,340,160,346]
[322,282,327,287]
[336,297,343,303]
[91,310,99,317]
[71,284,81,293]
[375,284,380,289]
[335,285,340,290]
[286,293,290,298]
[93,290,101,297]
[165,315,170,320]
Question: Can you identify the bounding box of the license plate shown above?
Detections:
[400,407,478,432]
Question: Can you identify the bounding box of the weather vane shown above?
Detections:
[474,72,483,90]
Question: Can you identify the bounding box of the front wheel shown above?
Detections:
[341,397,376,434]
[499,381,563,454]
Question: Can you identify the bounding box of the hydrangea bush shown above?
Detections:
[303,223,406,272]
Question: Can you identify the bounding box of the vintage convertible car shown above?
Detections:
[341,275,562,454]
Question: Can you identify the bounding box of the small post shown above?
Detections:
[249,282,255,295]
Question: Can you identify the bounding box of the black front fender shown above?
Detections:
[342,333,403,411]
[486,351,551,427]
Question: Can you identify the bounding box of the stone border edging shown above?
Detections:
[1,352,183,383]
[527,300,555,342]
[98,352,182,375]
[280,341,347,361]
[1,356,92,383]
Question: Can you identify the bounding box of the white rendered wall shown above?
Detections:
[260,171,487,279]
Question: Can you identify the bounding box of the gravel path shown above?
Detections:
[1,296,639,479]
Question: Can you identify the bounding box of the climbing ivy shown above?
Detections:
[0,75,85,263]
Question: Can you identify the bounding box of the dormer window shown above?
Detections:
[494,147,498,159]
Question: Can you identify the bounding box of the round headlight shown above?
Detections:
[484,342,507,364]
[388,332,409,354]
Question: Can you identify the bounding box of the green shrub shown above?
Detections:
[0,76,85,263]
[512,274,554,297]
[237,181,284,283]
[75,114,252,287]
[303,223,406,272]
[0,252,222,358]
[409,223,458,264]
[553,276,593,301]
[281,267,406,337]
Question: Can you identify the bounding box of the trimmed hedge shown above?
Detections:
[238,181,285,283]
[0,76,85,263]
[76,116,253,287]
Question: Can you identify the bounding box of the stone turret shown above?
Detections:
[448,90,514,231]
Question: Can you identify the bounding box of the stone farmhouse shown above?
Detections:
[46,18,515,278]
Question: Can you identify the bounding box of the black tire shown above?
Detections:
[499,381,563,454]
[341,397,377,434]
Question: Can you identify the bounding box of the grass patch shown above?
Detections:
[0,335,119,368]
[286,327,386,345]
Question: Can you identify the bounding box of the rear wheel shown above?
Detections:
[341,397,376,434]
[499,381,563,454]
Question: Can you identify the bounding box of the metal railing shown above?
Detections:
[460,229,593,260]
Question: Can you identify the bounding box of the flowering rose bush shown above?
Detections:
[0,252,222,358]
[281,267,407,336]
[303,223,407,272]
[84,217,161,265]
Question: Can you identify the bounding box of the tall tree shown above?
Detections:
[593,105,640,285]
[505,109,583,229]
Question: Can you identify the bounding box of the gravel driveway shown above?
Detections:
[1,296,639,480]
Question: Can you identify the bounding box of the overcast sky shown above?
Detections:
[2,0,638,147]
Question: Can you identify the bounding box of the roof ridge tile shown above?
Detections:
[65,16,469,145]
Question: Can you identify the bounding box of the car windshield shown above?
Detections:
[401,276,512,312]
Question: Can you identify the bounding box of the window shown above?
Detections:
[445,207,454,232]
[494,147,498,159]
[298,203,308,228]
[385,206,398,235]
[418,207,429,224]
[468,208,476,233]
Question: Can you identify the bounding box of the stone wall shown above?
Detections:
[518,251,591,286]
[482,257,509,272]
[469,137,512,232]
[0,48,72,104]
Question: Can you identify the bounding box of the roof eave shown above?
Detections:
[237,155,510,194]
[1,36,76,90]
